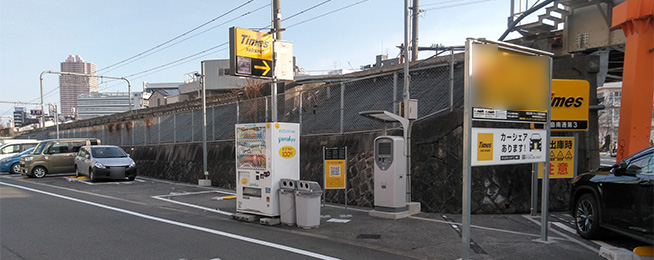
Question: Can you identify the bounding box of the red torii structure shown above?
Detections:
[612,0,654,161]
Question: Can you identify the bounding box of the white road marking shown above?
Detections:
[151,195,234,216]
[553,221,577,234]
[0,181,340,260]
[410,215,565,240]
[522,215,599,253]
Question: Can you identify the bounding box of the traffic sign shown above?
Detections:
[229,27,273,78]
[538,137,575,178]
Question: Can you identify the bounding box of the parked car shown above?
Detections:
[570,146,654,244]
[74,145,136,182]
[0,147,35,174]
[0,140,38,160]
[20,138,101,178]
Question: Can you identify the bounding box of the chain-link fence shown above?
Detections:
[23,59,464,144]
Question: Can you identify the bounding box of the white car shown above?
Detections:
[74,145,137,182]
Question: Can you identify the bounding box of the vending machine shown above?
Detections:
[235,122,300,217]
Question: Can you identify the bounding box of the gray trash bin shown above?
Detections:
[278,179,298,226]
[295,180,323,229]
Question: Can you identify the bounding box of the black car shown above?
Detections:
[570,146,654,244]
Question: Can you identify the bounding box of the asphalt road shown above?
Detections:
[1,173,648,260]
[0,176,413,260]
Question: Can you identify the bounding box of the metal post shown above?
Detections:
[173,113,177,143]
[461,38,473,260]
[345,146,348,210]
[411,0,419,62]
[404,0,413,203]
[39,72,46,128]
[271,0,281,122]
[200,73,209,181]
[531,163,538,216]
[340,83,345,134]
[299,90,303,127]
[393,72,398,114]
[158,116,161,144]
[540,57,553,242]
[450,49,455,111]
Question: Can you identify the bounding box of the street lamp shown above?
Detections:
[195,72,210,187]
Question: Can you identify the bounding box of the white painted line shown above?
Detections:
[0,181,340,260]
[553,221,577,234]
[409,215,565,240]
[160,190,235,198]
[323,204,369,213]
[151,195,234,216]
[521,215,599,253]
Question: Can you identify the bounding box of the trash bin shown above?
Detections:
[278,178,298,226]
[295,180,323,229]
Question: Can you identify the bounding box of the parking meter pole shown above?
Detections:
[531,163,538,216]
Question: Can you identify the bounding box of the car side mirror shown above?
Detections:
[85,154,90,159]
[611,162,628,176]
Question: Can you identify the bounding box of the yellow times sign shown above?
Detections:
[324,159,346,189]
[538,137,575,179]
[233,27,272,61]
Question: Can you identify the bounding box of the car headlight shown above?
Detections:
[0,158,10,163]
[128,161,136,168]
[23,156,33,162]
[94,162,105,169]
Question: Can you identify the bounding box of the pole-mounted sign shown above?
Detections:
[229,27,273,78]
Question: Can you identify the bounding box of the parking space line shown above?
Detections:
[0,181,340,260]
[410,215,565,240]
[151,195,234,216]
[521,215,599,253]
[553,222,577,234]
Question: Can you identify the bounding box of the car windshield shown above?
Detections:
[33,143,47,155]
[91,147,128,158]
[18,148,35,156]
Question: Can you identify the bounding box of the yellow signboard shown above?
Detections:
[325,159,346,189]
[538,137,575,178]
[471,43,551,123]
[229,27,273,78]
[550,79,589,131]
[232,27,272,60]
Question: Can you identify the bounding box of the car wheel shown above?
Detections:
[89,168,96,182]
[32,166,47,178]
[128,176,135,181]
[10,163,20,174]
[75,165,80,178]
[575,193,602,239]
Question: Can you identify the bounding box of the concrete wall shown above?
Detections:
[126,108,571,213]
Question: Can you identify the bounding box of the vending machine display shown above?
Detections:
[235,122,300,216]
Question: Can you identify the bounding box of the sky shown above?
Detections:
[0,0,527,125]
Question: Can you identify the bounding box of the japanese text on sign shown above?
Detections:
[539,137,575,178]
[472,128,547,166]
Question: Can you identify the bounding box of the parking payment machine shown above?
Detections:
[374,136,407,212]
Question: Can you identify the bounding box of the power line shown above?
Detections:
[97,0,254,73]
[286,0,369,29]
[100,3,270,75]
[423,0,496,11]
[421,0,471,7]
[283,0,332,21]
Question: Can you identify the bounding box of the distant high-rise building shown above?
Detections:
[60,55,97,117]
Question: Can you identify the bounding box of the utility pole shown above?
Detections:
[411,0,419,62]
[271,0,281,122]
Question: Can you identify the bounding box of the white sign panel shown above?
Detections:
[471,128,547,166]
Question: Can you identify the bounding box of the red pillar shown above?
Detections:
[612,0,654,161]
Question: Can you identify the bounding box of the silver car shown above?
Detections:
[74,145,137,182]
